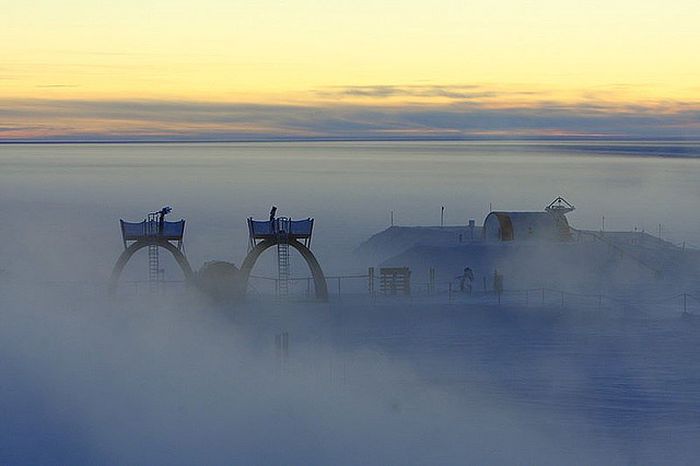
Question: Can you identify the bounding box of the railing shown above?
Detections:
[571,227,683,277]
[30,275,700,316]
[249,273,370,298]
[246,272,700,315]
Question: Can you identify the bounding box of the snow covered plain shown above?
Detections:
[3,287,699,465]
[1,141,700,464]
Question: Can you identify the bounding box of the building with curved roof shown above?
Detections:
[483,211,571,242]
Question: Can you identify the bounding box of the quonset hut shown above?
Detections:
[483,197,574,242]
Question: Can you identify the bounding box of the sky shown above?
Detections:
[2,0,700,140]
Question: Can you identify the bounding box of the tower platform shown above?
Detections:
[120,219,185,245]
[247,217,313,247]
[110,208,192,295]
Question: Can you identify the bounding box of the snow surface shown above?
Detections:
[2,285,700,465]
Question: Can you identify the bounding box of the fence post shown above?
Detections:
[275,332,290,374]
[275,333,282,373]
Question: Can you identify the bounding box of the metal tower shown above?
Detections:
[110,207,191,296]
[247,207,323,300]
[545,197,575,241]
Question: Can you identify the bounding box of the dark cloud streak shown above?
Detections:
[35,84,80,88]
[315,84,547,101]
[317,84,496,100]
[0,98,699,141]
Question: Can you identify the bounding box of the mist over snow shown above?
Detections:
[2,141,700,465]
[0,287,617,465]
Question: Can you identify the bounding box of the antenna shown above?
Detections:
[545,196,575,215]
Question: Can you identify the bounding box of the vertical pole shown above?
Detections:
[441,206,445,227]
[602,216,605,232]
[275,334,281,374]
[404,268,411,296]
[390,210,394,227]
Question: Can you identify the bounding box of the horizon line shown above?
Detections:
[3,135,700,145]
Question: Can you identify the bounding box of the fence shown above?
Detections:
[439,287,700,314]
[247,271,700,315]
[249,273,370,298]
[34,272,700,316]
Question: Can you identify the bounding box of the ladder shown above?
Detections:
[277,240,290,297]
[148,244,160,293]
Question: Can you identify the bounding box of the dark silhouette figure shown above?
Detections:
[493,269,504,295]
[157,206,171,234]
[459,267,474,294]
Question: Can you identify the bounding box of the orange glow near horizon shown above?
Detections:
[2,0,700,138]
